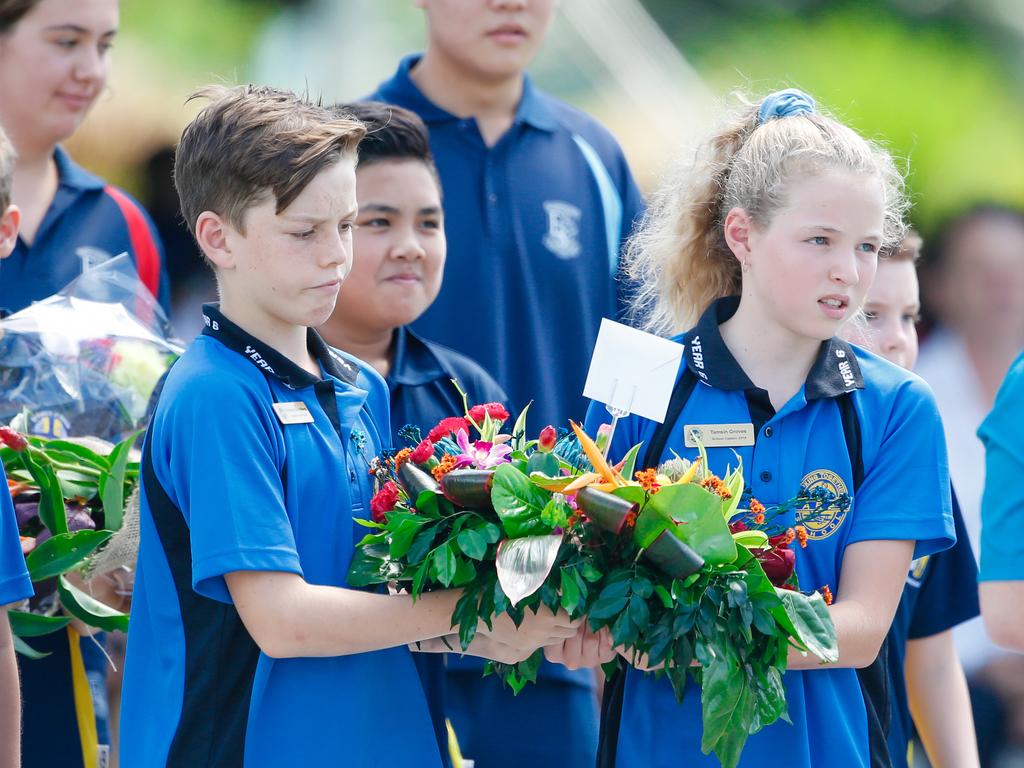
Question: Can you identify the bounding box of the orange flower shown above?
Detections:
[753,512,766,525]
[700,475,732,500]
[794,525,808,548]
[821,585,834,606]
[431,455,458,482]
[782,528,796,546]
[394,448,412,469]
[634,468,661,494]
[750,499,765,515]
[623,510,638,528]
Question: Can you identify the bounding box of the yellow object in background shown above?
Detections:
[68,627,99,768]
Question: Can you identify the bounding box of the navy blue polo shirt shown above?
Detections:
[585,297,955,768]
[119,305,440,767]
[0,147,170,315]
[886,487,979,768]
[0,463,32,606]
[371,55,644,430]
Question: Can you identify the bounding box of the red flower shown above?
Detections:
[428,417,472,443]
[468,403,509,424]
[755,545,796,586]
[370,481,400,523]
[409,439,435,465]
[537,425,557,453]
[729,520,748,534]
[0,427,28,452]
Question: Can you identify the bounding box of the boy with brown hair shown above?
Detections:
[118,84,577,768]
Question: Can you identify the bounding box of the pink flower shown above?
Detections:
[409,439,435,465]
[452,429,513,469]
[370,481,400,523]
[468,402,510,424]
[537,425,557,453]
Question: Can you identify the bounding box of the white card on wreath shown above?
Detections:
[582,319,685,423]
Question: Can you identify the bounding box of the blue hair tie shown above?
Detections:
[757,89,816,125]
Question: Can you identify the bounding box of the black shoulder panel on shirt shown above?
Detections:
[142,432,260,767]
[857,634,895,768]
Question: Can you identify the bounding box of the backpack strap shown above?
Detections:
[836,391,864,493]
[104,185,161,300]
[640,366,698,470]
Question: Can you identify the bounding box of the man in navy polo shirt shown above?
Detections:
[370,0,643,432]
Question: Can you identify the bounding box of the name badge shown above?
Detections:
[272,401,315,425]
[684,423,755,448]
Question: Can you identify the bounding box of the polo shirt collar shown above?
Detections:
[683,296,864,400]
[54,145,104,192]
[389,325,447,388]
[200,303,359,389]
[379,53,558,133]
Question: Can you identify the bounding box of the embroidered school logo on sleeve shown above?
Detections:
[796,469,849,540]
[541,200,582,259]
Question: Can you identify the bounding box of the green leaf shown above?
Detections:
[700,650,756,768]
[775,588,839,663]
[526,451,560,478]
[354,518,383,529]
[733,530,770,549]
[21,451,67,535]
[510,401,532,452]
[589,577,631,621]
[57,576,129,633]
[37,440,110,471]
[99,430,141,532]
[453,556,477,587]
[490,463,551,537]
[13,634,49,659]
[560,567,581,614]
[476,520,502,544]
[406,525,439,565]
[56,471,99,500]
[25,529,112,581]
[390,517,427,559]
[432,543,458,587]
[456,528,487,561]
[495,534,562,607]
[8,610,71,637]
[649,484,737,564]
[618,442,644,481]
[346,544,388,587]
[653,584,673,609]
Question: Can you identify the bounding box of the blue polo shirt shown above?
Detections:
[119,305,440,767]
[0,464,32,607]
[0,147,170,315]
[885,487,978,768]
[371,55,644,430]
[978,350,1024,581]
[586,297,955,768]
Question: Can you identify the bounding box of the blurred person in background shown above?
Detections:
[0,0,169,318]
[0,1,160,766]
[844,231,981,768]
[368,2,644,765]
[916,204,1024,765]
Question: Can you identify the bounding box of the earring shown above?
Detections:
[741,260,750,273]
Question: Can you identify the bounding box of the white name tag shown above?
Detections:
[272,401,315,425]
[684,423,755,448]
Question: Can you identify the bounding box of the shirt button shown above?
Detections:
[760,470,772,483]
[764,426,773,438]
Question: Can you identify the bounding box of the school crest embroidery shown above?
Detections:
[796,469,849,540]
[906,556,930,587]
[542,200,582,259]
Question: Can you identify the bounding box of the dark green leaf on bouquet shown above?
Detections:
[456,528,487,560]
[775,588,838,663]
[453,556,477,587]
[490,464,550,537]
[526,451,560,478]
[750,666,788,734]
[36,439,110,471]
[432,543,458,587]
[560,567,581,614]
[26,529,112,581]
[8,610,71,638]
[476,520,502,544]
[701,649,756,768]
[347,544,389,587]
[57,575,129,633]
[406,525,438,565]
[22,450,68,536]
[390,518,428,560]
[100,429,141,532]
[588,576,631,621]
[649,484,737,565]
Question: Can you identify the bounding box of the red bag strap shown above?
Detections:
[104,184,160,299]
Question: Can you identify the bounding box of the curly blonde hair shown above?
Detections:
[627,94,908,336]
